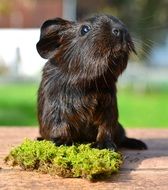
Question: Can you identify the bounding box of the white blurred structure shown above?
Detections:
[0,28,167,88]
[0,0,77,79]
[0,29,45,77]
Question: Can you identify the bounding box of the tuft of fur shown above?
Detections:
[36,15,147,150]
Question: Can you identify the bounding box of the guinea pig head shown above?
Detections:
[36,15,136,81]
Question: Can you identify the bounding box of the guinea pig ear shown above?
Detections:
[36,18,71,59]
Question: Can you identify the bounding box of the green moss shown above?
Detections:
[5,139,123,180]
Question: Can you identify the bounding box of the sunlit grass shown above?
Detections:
[0,83,38,126]
[118,89,168,128]
[0,83,167,127]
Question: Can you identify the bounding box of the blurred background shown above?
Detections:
[0,0,168,128]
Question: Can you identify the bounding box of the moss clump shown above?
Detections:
[5,139,123,180]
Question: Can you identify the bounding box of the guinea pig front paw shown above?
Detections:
[92,140,117,151]
[51,137,73,146]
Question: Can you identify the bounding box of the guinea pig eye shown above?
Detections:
[80,25,91,36]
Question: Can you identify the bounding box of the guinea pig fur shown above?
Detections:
[36,15,147,151]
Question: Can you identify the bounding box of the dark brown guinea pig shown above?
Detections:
[36,15,147,151]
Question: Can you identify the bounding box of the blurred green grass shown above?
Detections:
[118,90,168,128]
[0,83,167,127]
[0,83,38,126]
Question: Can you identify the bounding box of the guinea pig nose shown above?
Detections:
[112,28,120,37]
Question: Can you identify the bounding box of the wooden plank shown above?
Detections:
[0,127,168,190]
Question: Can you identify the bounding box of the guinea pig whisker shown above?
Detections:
[95,80,100,93]
[107,64,114,75]
[102,72,109,88]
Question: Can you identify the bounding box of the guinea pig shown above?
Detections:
[36,15,147,151]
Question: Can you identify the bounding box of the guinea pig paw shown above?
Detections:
[51,137,72,146]
[92,141,117,151]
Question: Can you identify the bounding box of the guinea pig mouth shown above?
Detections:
[112,41,136,55]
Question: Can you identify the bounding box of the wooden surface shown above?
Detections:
[0,127,168,190]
